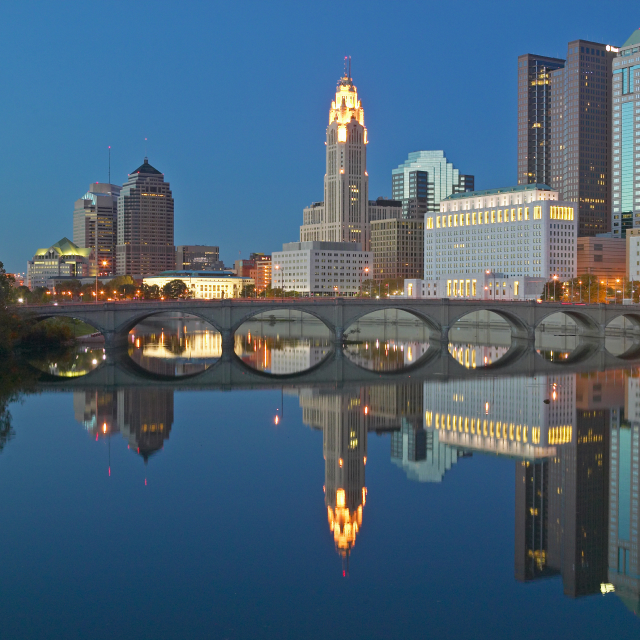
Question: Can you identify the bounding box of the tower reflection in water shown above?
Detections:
[74,388,173,463]
[70,371,639,613]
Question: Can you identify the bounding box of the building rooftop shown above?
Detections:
[622,28,640,49]
[154,270,251,279]
[279,241,364,252]
[34,237,92,258]
[130,157,163,176]
[443,184,552,200]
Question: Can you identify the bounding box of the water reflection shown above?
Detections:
[73,388,173,463]
[344,339,430,371]
[235,311,333,374]
[129,313,220,376]
[447,342,510,368]
[7,355,640,630]
[29,345,105,377]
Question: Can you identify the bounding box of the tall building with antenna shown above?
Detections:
[300,59,401,250]
[115,157,175,276]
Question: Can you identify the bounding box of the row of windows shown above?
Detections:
[429,207,545,229]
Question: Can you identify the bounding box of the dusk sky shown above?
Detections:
[0,1,630,272]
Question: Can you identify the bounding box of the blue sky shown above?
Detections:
[0,0,630,272]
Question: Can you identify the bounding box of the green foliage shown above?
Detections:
[240,284,256,298]
[18,318,74,349]
[162,279,188,299]
[142,283,161,299]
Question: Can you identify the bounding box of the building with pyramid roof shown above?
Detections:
[27,237,92,289]
[115,157,175,276]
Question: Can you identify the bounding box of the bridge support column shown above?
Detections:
[103,331,129,352]
[333,327,344,358]
[220,330,235,362]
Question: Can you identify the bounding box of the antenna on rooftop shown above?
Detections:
[348,55,351,79]
[145,137,148,158]
[344,56,348,77]
[108,146,111,184]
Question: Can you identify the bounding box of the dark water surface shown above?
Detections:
[1,316,638,639]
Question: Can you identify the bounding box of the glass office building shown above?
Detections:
[392,151,473,218]
[612,29,640,238]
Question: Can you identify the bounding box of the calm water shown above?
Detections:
[1,312,639,639]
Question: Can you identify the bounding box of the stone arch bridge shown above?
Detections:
[20,298,640,354]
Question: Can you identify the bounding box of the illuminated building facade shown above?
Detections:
[27,237,92,289]
[73,183,121,276]
[517,54,565,186]
[391,151,474,218]
[143,270,252,299]
[424,375,576,459]
[426,184,577,281]
[116,157,175,276]
[549,40,616,236]
[253,254,272,293]
[272,241,371,296]
[370,218,423,281]
[612,30,640,239]
[299,63,401,250]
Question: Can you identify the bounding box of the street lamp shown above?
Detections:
[361,266,369,297]
[274,264,281,297]
[616,279,621,304]
[334,285,338,299]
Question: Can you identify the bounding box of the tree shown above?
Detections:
[29,286,51,304]
[240,284,256,298]
[162,279,188,299]
[0,262,15,308]
[142,284,161,299]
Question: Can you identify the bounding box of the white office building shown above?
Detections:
[143,270,252,299]
[272,241,371,296]
[425,184,577,281]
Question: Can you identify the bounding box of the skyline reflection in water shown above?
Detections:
[2,324,640,637]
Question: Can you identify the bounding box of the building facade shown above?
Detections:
[370,218,423,281]
[517,54,566,186]
[73,183,121,276]
[299,64,369,248]
[252,254,272,293]
[612,30,640,239]
[143,270,252,299]
[272,241,371,296]
[548,40,617,236]
[577,236,626,280]
[391,151,474,219]
[27,237,92,289]
[116,157,175,276]
[425,184,577,282]
[176,245,222,271]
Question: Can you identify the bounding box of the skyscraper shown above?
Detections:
[548,40,617,236]
[73,183,121,276]
[300,61,368,246]
[391,151,474,218]
[517,54,565,186]
[612,29,640,238]
[115,158,175,276]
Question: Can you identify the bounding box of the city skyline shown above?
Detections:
[0,2,628,273]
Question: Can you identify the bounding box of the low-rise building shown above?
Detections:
[577,236,626,280]
[143,270,252,299]
[371,218,423,281]
[428,184,577,281]
[272,241,371,296]
[403,272,545,300]
[253,254,272,293]
[27,237,92,289]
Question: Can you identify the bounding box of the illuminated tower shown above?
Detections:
[301,59,370,248]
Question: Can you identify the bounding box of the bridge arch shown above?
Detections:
[116,309,224,336]
[534,308,600,335]
[229,305,335,337]
[23,311,107,336]
[447,307,530,341]
[341,305,442,340]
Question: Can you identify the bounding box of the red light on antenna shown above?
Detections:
[95,433,98,441]
[108,466,111,477]
[343,570,346,577]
